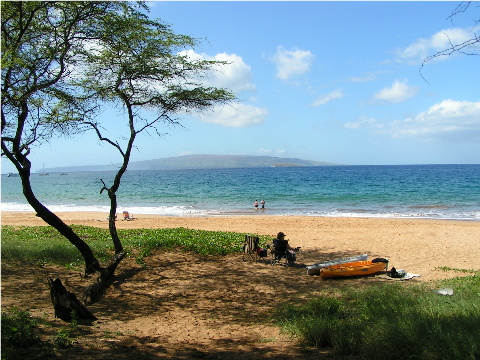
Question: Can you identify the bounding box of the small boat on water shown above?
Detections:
[320,259,388,279]
[306,254,368,275]
[39,163,49,175]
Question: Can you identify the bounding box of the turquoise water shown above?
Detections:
[2,165,479,220]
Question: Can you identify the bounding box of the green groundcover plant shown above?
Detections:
[1,307,81,360]
[276,273,480,360]
[1,307,53,360]
[1,225,271,268]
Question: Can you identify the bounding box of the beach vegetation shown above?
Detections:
[2,1,234,306]
[2,225,479,359]
[276,273,480,360]
[436,265,477,274]
[1,306,84,359]
[1,225,267,267]
[1,307,54,359]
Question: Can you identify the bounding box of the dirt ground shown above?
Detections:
[2,251,397,360]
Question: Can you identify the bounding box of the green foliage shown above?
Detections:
[1,225,262,267]
[1,308,41,348]
[1,1,125,142]
[53,328,76,349]
[53,317,79,349]
[276,278,480,360]
[1,308,53,360]
[0,307,81,358]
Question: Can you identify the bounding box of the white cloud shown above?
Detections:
[349,100,480,142]
[387,99,480,141]
[206,53,256,93]
[178,51,266,128]
[271,46,314,80]
[178,50,256,94]
[373,80,419,103]
[344,116,381,130]
[197,102,267,128]
[396,27,477,64]
[311,89,344,107]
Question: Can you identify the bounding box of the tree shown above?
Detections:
[2,1,122,276]
[2,1,234,305]
[75,2,234,298]
[421,1,479,80]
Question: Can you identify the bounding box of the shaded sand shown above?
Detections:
[2,212,479,359]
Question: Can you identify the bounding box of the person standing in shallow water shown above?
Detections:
[254,200,258,209]
[261,199,265,209]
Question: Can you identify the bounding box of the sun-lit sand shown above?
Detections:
[2,211,479,281]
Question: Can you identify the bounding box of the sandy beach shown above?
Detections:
[2,211,479,281]
[2,211,479,359]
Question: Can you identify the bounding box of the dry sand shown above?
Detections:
[3,211,479,281]
[2,211,479,359]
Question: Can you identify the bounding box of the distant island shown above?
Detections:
[39,154,338,173]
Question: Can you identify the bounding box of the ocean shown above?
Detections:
[1,164,479,220]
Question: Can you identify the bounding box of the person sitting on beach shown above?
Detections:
[274,232,300,262]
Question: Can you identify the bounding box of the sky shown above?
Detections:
[2,1,480,173]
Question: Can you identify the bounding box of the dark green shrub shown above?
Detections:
[1,308,52,360]
[1,308,41,348]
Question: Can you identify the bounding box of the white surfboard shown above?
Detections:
[306,253,368,275]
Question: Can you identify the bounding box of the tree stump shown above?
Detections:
[48,278,97,322]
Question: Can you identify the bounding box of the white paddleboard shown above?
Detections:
[306,254,368,275]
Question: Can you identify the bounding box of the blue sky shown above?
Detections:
[2,1,479,173]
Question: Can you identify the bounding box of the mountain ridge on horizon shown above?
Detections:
[40,154,338,173]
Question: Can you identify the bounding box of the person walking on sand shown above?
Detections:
[261,199,265,209]
[254,200,259,209]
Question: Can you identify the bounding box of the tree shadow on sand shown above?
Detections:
[2,248,382,360]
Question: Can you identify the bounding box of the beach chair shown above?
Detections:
[122,211,134,221]
[271,239,296,266]
[243,235,260,261]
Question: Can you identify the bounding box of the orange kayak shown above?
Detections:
[320,260,387,278]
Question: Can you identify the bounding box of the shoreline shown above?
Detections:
[2,203,478,221]
[2,210,477,226]
[2,211,479,282]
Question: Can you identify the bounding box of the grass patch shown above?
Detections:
[436,265,477,274]
[1,225,271,268]
[276,273,480,360]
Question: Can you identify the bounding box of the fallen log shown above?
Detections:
[48,278,97,322]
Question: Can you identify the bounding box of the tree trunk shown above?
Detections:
[19,170,104,276]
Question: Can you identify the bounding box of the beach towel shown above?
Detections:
[376,271,421,281]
